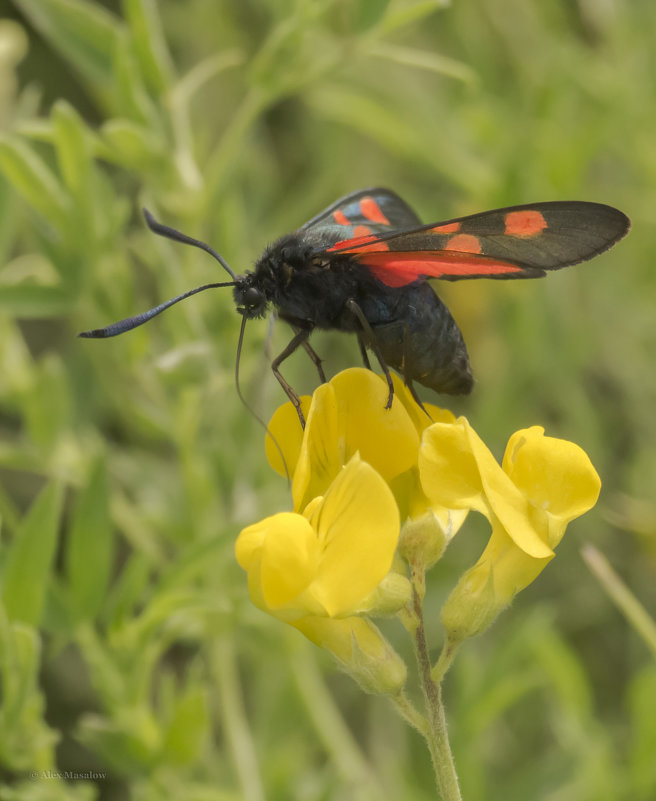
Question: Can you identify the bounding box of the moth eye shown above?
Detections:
[243,287,263,308]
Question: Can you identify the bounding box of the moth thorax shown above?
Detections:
[278,261,294,285]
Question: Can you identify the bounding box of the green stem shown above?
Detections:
[431,637,462,685]
[412,580,462,801]
[210,637,265,801]
[389,691,429,736]
[582,543,656,659]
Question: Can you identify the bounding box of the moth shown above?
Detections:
[80,188,630,424]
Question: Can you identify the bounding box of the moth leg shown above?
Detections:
[345,299,394,409]
[271,328,313,428]
[356,333,372,370]
[399,324,432,420]
[406,379,433,421]
[293,326,326,384]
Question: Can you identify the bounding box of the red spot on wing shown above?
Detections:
[446,233,482,254]
[356,251,525,287]
[352,224,372,237]
[432,222,460,233]
[333,209,350,226]
[360,197,391,226]
[504,209,547,237]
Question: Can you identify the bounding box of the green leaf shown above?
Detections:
[22,355,72,451]
[352,0,392,32]
[1,482,64,626]
[100,119,167,171]
[528,620,592,717]
[627,664,656,795]
[0,615,58,770]
[0,176,20,269]
[0,283,74,317]
[17,116,117,165]
[0,136,70,232]
[162,686,208,766]
[13,0,124,90]
[0,615,41,730]
[377,0,450,34]
[363,42,477,84]
[103,553,152,630]
[122,0,174,96]
[111,30,161,126]
[52,100,94,200]
[76,707,161,774]
[66,456,115,622]
[114,590,206,654]
[308,86,487,191]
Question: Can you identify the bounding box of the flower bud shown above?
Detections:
[440,562,501,642]
[293,616,407,696]
[354,571,412,616]
[399,512,449,568]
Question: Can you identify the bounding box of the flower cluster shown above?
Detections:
[235,368,601,692]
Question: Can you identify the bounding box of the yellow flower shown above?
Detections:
[380,375,469,566]
[265,368,468,562]
[235,454,401,620]
[266,368,419,511]
[419,421,601,639]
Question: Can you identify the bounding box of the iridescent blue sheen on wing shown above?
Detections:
[299,187,421,250]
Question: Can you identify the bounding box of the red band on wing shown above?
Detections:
[356,251,526,287]
[327,233,390,253]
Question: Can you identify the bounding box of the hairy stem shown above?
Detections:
[411,570,462,801]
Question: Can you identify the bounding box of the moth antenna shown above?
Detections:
[79,209,240,338]
[78,281,236,338]
[143,208,238,281]
[234,315,291,484]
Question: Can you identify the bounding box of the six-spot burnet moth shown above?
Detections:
[79,188,630,425]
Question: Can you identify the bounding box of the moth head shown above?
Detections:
[234,278,269,319]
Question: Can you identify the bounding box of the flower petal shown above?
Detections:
[419,420,487,512]
[292,382,342,511]
[265,395,312,477]
[420,419,553,559]
[293,369,419,510]
[326,369,421,481]
[235,512,320,610]
[461,420,554,559]
[502,426,601,545]
[305,455,400,617]
[234,519,266,571]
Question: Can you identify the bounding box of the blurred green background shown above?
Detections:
[0,0,654,799]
